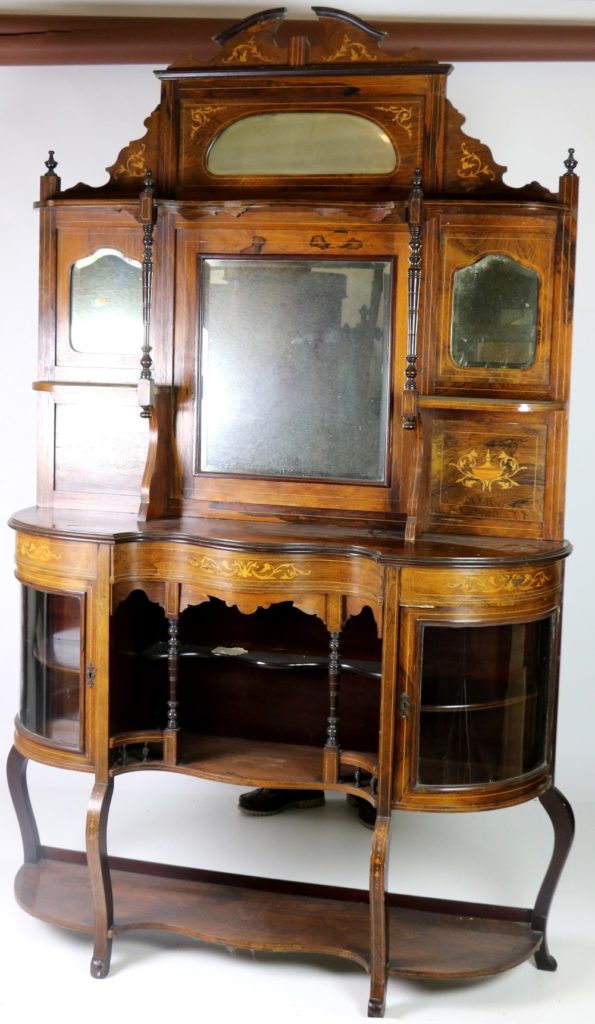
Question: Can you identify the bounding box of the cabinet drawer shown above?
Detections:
[400,562,562,608]
[111,541,383,604]
[15,532,98,583]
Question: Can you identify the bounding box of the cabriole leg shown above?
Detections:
[532,786,575,971]
[86,778,114,979]
[368,815,391,1017]
[6,745,41,864]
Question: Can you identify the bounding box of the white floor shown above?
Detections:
[1,760,593,1024]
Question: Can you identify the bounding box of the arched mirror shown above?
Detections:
[70,248,142,355]
[450,254,540,369]
[206,112,398,176]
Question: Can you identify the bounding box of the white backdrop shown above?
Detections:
[0,3,594,1021]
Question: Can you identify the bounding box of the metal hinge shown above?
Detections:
[398,692,411,719]
[86,663,96,688]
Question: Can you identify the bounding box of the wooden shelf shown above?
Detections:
[109,733,378,793]
[15,848,544,981]
[140,642,381,679]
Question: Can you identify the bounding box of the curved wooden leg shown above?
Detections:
[368,815,391,1017]
[86,779,114,979]
[532,786,575,971]
[6,745,41,864]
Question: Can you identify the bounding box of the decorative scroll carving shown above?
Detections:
[431,421,546,524]
[59,108,161,199]
[450,448,526,492]
[189,555,312,582]
[212,7,287,66]
[16,538,60,563]
[443,103,507,195]
[311,7,394,65]
[457,142,497,185]
[448,570,552,595]
[99,109,160,196]
[210,7,411,69]
[375,105,413,138]
[112,144,147,180]
[222,38,280,65]
[322,33,378,63]
[189,106,224,140]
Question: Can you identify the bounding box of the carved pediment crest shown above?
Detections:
[207,6,439,68]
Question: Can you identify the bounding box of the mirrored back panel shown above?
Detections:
[198,257,392,482]
[171,215,409,522]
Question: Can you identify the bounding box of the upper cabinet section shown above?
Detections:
[32,8,578,537]
[165,70,443,197]
[52,6,557,205]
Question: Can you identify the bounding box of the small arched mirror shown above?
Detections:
[450,254,540,369]
[70,248,142,355]
[207,112,398,176]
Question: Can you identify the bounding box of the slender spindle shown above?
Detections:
[326,631,341,748]
[139,170,156,418]
[404,167,423,430]
[167,617,180,732]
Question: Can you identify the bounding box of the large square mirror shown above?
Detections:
[197,258,393,482]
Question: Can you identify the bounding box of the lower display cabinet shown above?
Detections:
[7,521,574,1016]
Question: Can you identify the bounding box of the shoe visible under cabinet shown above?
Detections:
[7,9,577,1017]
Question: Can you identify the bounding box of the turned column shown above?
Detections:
[323,595,345,784]
[164,582,181,765]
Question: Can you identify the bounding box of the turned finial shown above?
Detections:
[44,150,58,176]
[564,148,578,175]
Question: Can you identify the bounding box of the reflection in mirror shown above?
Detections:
[450,255,539,369]
[199,258,392,481]
[70,248,142,354]
[207,113,397,176]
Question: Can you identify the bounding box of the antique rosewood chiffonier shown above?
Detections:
[7,8,577,1016]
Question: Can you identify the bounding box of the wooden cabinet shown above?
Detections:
[395,562,563,811]
[7,9,577,1017]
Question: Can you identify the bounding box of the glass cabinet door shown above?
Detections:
[418,618,554,786]
[20,586,84,751]
[402,614,556,799]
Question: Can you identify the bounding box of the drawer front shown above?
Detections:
[400,561,562,610]
[111,541,383,606]
[15,532,98,583]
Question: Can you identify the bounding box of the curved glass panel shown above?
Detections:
[70,248,142,355]
[451,254,539,369]
[199,257,392,481]
[207,113,397,176]
[20,586,83,751]
[417,617,553,787]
